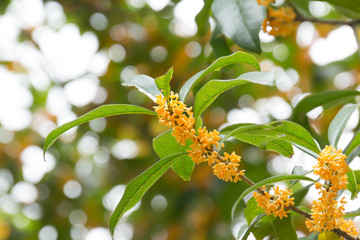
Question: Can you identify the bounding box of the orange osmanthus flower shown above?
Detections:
[253,186,294,219]
[305,146,358,236]
[154,92,244,182]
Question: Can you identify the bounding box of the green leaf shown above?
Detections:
[328,103,359,148]
[210,26,232,58]
[231,175,315,221]
[345,129,360,156]
[317,0,360,13]
[346,145,360,163]
[179,51,260,101]
[271,216,297,240]
[212,0,266,54]
[293,184,312,205]
[43,104,156,159]
[194,71,275,121]
[122,75,162,101]
[244,197,264,225]
[221,121,320,158]
[346,168,357,199]
[155,67,173,100]
[195,0,213,35]
[239,213,267,240]
[299,233,319,240]
[109,152,186,235]
[153,131,194,181]
[292,90,360,127]
[220,124,294,158]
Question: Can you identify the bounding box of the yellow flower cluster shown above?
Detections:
[154,92,244,182]
[256,0,298,38]
[253,186,294,219]
[263,8,298,37]
[305,146,358,236]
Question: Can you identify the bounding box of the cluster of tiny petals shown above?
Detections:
[262,7,298,37]
[305,146,358,236]
[154,93,244,182]
[253,186,294,219]
[256,0,273,7]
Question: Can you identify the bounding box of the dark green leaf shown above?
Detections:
[293,184,312,205]
[346,168,357,199]
[155,67,173,100]
[195,0,214,35]
[231,175,315,220]
[328,103,359,148]
[123,75,162,101]
[271,216,297,240]
[239,213,267,240]
[43,104,156,159]
[153,131,194,181]
[109,152,186,235]
[317,0,360,12]
[292,90,360,127]
[179,51,260,101]
[212,0,266,54]
[210,26,232,58]
[194,71,275,121]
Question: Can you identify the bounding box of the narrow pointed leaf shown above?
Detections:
[212,0,266,54]
[345,130,360,156]
[43,104,156,158]
[328,103,359,148]
[194,71,274,120]
[153,131,194,181]
[239,213,267,240]
[122,75,162,101]
[155,67,173,100]
[231,175,315,220]
[293,90,360,126]
[109,152,186,235]
[179,51,260,101]
[346,168,357,199]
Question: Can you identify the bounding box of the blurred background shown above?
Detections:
[0,0,359,239]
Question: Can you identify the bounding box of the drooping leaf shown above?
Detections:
[328,103,359,148]
[43,104,157,158]
[292,90,360,127]
[179,51,260,101]
[153,131,194,181]
[195,0,214,36]
[212,0,266,54]
[239,213,267,240]
[220,124,294,157]
[109,152,186,235]
[271,216,297,240]
[122,75,162,101]
[194,71,275,120]
[155,67,173,100]
[231,175,315,220]
[346,168,357,199]
[210,26,232,58]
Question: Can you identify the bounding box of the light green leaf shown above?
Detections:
[292,90,360,126]
[346,168,357,199]
[155,67,173,100]
[194,71,274,120]
[231,175,315,221]
[220,123,294,158]
[239,213,267,240]
[109,152,186,235]
[328,103,359,148]
[43,104,156,159]
[153,131,194,181]
[345,130,360,156]
[122,74,162,101]
[195,0,214,35]
[244,197,264,225]
[179,51,260,101]
[271,216,297,240]
[212,0,266,54]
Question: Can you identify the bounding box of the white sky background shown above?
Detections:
[0,0,360,239]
